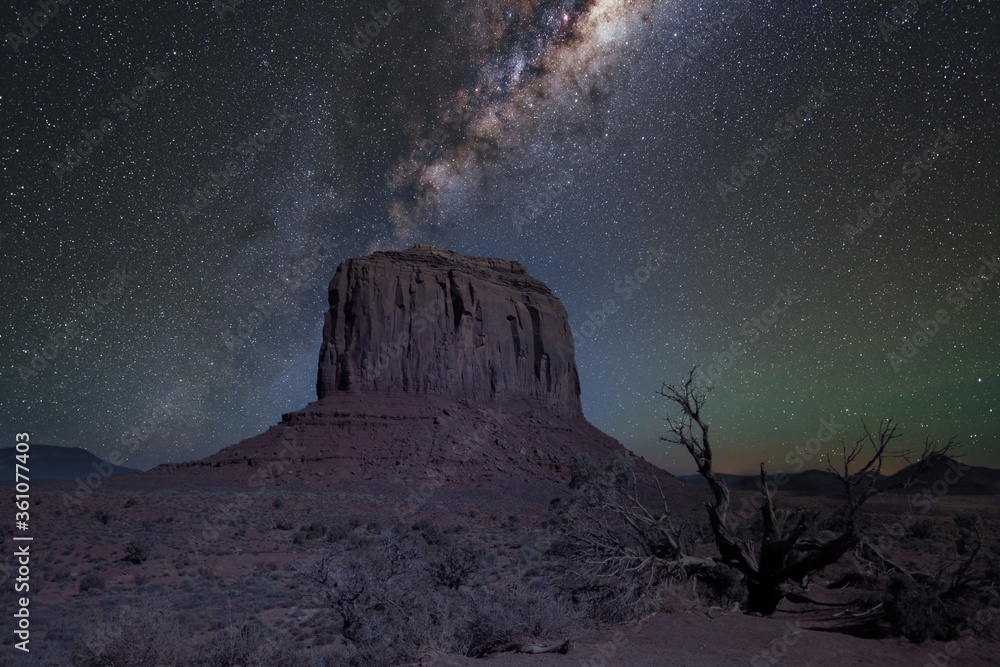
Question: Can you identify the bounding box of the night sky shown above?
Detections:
[2,0,997,474]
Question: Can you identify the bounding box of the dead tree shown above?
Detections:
[554,455,712,620]
[660,368,957,614]
[829,422,957,574]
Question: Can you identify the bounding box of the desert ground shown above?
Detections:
[2,471,997,666]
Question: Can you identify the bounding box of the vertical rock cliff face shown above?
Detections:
[316,244,582,418]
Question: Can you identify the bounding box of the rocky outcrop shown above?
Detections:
[316,244,581,418]
[160,245,668,488]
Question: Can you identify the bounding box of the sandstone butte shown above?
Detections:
[159,244,665,486]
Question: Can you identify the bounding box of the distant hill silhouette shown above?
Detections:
[0,444,141,481]
[883,455,1000,496]
[677,470,863,496]
[679,457,1000,497]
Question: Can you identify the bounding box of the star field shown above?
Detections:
[1,0,997,473]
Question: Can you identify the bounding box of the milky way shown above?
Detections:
[385,0,660,242]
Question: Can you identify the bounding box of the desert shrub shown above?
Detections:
[574,575,663,623]
[305,522,327,539]
[448,581,578,658]
[308,529,432,665]
[909,517,937,540]
[79,572,106,593]
[326,524,349,542]
[870,564,1000,642]
[94,509,112,525]
[413,519,444,546]
[199,618,307,667]
[72,599,193,666]
[552,455,693,622]
[124,497,138,508]
[698,563,748,609]
[655,578,701,614]
[875,572,949,642]
[954,512,984,556]
[432,539,481,590]
[274,521,294,531]
[122,535,153,564]
[174,553,195,569]
[676,518,714,550]
[308,527,578,665]
[569,452,600,490]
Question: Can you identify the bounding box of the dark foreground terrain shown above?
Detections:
[1,472,998,666]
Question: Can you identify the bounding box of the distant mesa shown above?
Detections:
[0,444,140,481]
[159,244,659,486]
[886,455,1000,496]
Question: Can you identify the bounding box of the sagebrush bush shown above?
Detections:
[909,517,937,540]
[78,572,105,593]
[307,524,578,665]
[122,535,153,564]
[326,524,349,542]
[72,599,191,667]
[699,563,747,609]
[876,572,949,642]
[432,539,481,590]
[200,618,305,667]
[449,581,579,658]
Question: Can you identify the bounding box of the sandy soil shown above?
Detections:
[1,474,997,666]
